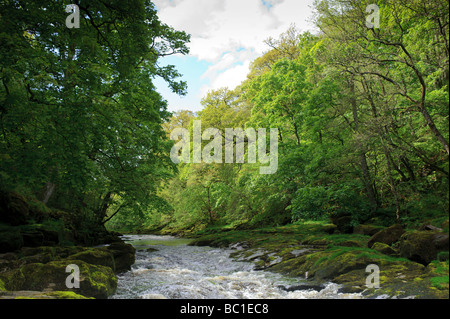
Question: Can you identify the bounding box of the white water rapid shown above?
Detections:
[110,235,363,299]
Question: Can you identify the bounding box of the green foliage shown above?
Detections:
[0,0,190,231]
[151,0,448,235]
[4,0,446,235]
[291,182,371,222]
[291,186,328,221]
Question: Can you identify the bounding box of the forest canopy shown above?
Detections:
[109,0,449,233]
[0,0,448,236]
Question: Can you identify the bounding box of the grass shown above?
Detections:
[431,276,449,289]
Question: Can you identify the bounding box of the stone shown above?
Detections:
[278,284,324,292]
[106,241,136,273]
[399,230,449,265]
[0,260,117,299]
[66,248,115,271]
[368,224,405,248]
[371,242,398,256]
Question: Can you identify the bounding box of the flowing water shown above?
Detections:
[110,235,362,299]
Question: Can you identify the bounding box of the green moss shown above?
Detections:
[0,260,117,299]
[430,260,449,274]
[431,276,449,289]
[0,266,25,290]
[46,291,94,299]
[0,278,6,292]
[67,248,115,271]
[13,291,94,299]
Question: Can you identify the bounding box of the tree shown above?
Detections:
[315,0,449,155]
[0,0,190,224]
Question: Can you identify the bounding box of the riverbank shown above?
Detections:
[0,191,136,299]
[184,222,449,299]
[0,236,136,299]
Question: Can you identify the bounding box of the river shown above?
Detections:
[110,234,363,299]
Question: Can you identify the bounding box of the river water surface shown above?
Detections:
[110,235,362,299]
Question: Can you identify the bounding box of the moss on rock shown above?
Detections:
[399,230,449,265]
[66,249,115,271]
[0,260,117,299]
[371,242,398,256]
[0,290,93,299]
[367,224,405,248]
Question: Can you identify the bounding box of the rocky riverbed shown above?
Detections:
[187,222,449,299]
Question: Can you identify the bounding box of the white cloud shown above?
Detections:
[200,59,252,98]
[153,0,316,107]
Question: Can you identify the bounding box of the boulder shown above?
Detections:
[106,242,136,273]
[0,260,117,299]
[399,230,449,265]
[371,242,398,256]
[367,224,405,248]
[66,249,115,271]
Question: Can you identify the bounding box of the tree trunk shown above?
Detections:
[349,77,378,212]
[362,76,402,221]
[42,182,56,204]
[419,103,449,155]
[97,192,113,222]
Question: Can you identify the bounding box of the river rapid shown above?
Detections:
[110,235,363,299]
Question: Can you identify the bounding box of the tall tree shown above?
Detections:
[0,0,190,222]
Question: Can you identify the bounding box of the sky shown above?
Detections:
[152,0,318,113]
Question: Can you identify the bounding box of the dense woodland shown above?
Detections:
[1,0,449,237]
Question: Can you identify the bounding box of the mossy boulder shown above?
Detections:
[66,249,115,271]
[105,242,136,273]
[367,224,405,248]
[399,231,449,265]
[371,242,398,256]
[270,248,372,280]
[0,252,18,272]
[0,260,117,299]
